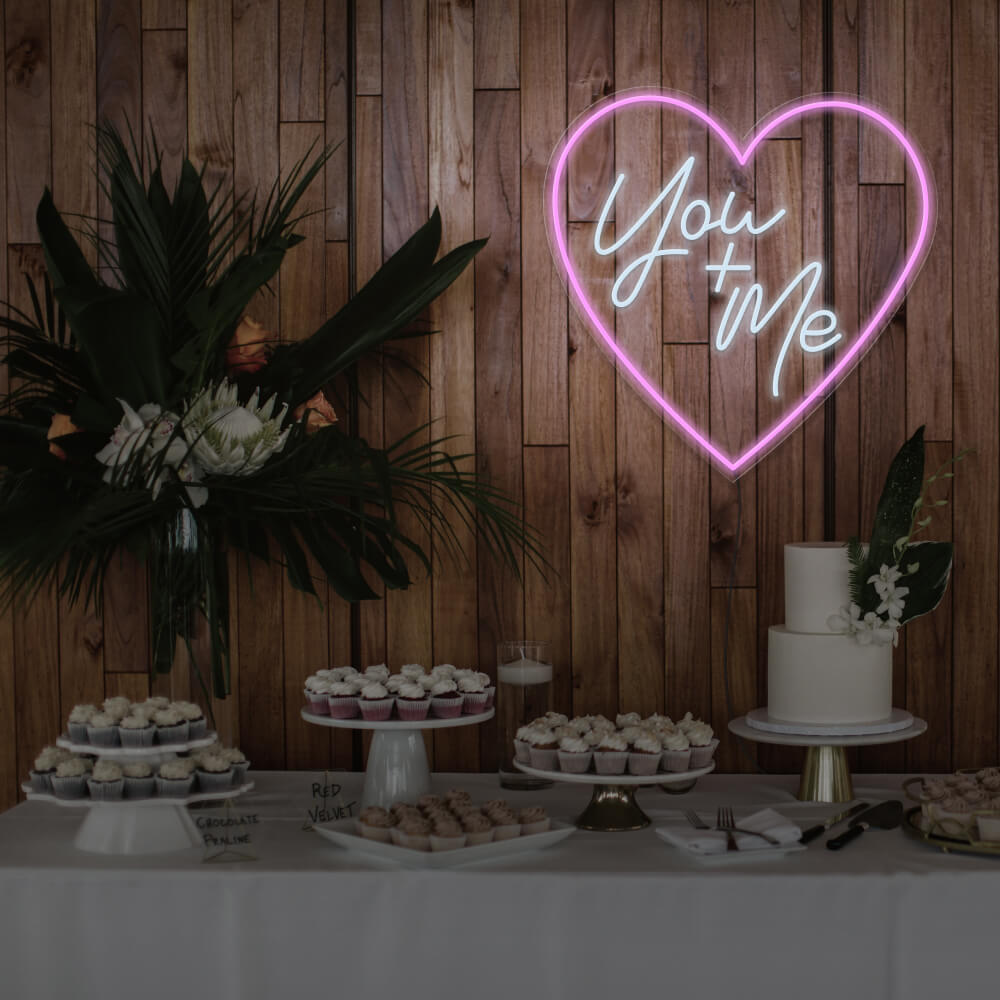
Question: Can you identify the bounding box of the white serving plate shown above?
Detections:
[654,821,807,866]
[55,732,219,758]
[314,817,575,868]
[22,781,254,808]
[745,707,914,737]
[301,708,493,731]
[513,760,715,786]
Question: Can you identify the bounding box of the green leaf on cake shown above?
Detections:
[896,540,953,624]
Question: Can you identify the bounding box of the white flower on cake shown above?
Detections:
[827,602,900,647]
[867,563,909,620]
[184,379,290,476]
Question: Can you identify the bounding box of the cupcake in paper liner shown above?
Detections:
[513,726,534,764]
[473,672,495,710]
[86,712,120,748]
[119,713,156,748]
[556,735,593,774]
[457,674,489,714]
[461,812,495,846]
[628,733,663,776]
[593,732,629,775]
[174,701,208,740]
[518,806,550,835]
[155,759,196,798]
[429,678,464,719]
[304,676,333,715]
[394,815,432,850]
[67,704,98,743]
[196,753,235,794]
[358,681,394,721]
[30,747,69,793]
[123,761,155,799]
[327,680,361,719]
[358,806,396,842]
[50,757,89,799]
[87,761,124,801]
[219,748,250,785]
[686,721,717,768]
[396,682,431,721]
[153,708,189,745]
[527,725,558,770]
[429,818,467,851]
[489,809,522,841]
[659,729,691,772]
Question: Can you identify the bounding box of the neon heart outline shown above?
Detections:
[546,93,934,479]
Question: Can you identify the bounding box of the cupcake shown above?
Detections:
[429,678,464,719]
[50,757,89,798]
[102,697,132,722]
[304,675,332,715]
[489,808,522,841]
[122,761,155,798]
[86,712,120,748]
[416,793,444,810]
[363,663,391,683]
[445,787,472,806]
[221,747,250,785]
[400,663,426,680]
[686,721,718,767]
[67,704,98,743]
[174,701,207,740]
[616,711,641,728]
[418,673,438,693]
[628,732,663,776]
[430,663,457,680]
[358,681,394,721]
[393,815,432,850]
[557,735,593,773]
[153,707,189,744]
[87,760,124,801]
[462,812,495,846]
[385,674,408,694]
[30,747,68,792]
[328,666,358,683]
[518,806,550,835]
[513,725,534,763]
[141,696,171,714]
[155,759,196,797]
[358,806,396,842]
[326,680,361,719]
[396,682,431,722]
[660,728,692,772]
[430,818,467,851]
[196,753,235,793]
[119,712,156,748]
[593,731,629,775]
[458,674,489,714]
[527,727,559,770]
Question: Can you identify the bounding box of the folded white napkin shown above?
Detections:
[658,808,802,855]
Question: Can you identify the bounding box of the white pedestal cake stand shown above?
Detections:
[23,782,254,855]
[729,714,928,803]
[514,760,716,831]
[300,708,494,809]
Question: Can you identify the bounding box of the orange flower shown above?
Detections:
[292,390,339,434]
[224,316,276,375]
[46,413,80,459]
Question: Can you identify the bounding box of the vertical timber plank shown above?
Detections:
[859,0,904,183]
[325,0,350,240]
[187,0,233,200]
[142,0,186,29]
[355,0,381,95]
[474,0,518,89]
[142,28,187,193]
[755,0,801,138]
[280,0,325,122]
[712,588,757,772]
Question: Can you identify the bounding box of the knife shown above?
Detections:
[826,800,903,850]
[799,801,870,844]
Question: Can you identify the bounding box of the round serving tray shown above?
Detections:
[300,708,493,731]
[514,760,715,832]
[902,806,1000,858]
[744,707,914,737]
[55,732,218,758]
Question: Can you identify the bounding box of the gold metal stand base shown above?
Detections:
[798,745,854,803]
[576,784,650,831]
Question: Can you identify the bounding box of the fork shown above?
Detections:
[683,809,710,830]
[715,805,781,846]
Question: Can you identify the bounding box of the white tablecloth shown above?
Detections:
[1,771,998,1000]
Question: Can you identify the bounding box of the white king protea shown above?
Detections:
[183,379,290,476]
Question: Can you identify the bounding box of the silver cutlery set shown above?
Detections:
[684,799,904,851]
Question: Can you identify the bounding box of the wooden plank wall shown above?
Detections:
[0,0,997,810]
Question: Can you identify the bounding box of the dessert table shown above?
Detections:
[0,771,997,1000]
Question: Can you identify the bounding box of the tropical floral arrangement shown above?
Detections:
[0,125,536,698]
[827,426,965,646]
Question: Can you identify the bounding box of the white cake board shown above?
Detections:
[745,707,914,737]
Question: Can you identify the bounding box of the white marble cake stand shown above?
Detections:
[514,760,716,831]
[301,708,494,809]
[729,714,927,803]
[23,781,254,855]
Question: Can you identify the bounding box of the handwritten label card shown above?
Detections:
[305,775,357,829]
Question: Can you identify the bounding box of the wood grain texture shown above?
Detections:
[5,0,51,243]
[859,0,904,183]
[474,89,523,767]
[712,587,757,773]
[141,29,187,194]
[354,0,381,95]
[142,0,186,30]
[97,0,142,138]
[754,0,801,137]
[520,0,567,444]
[280,0,325,121]
[325,0,350,240]
[474,0,518,89]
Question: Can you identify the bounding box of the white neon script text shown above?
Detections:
[592,156,842,397]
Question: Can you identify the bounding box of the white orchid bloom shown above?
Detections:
[867,563,903,600]
[827,603,862,634]
[877,585,909,620]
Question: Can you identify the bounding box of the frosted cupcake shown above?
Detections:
[557,735,593,773]
[87,760,124,801]
[50,757,89,798]
[102,697,132,722]
[628,732,663,775]
[527,727,559,770]
[174,701,207,740]
[221,747,250,784]
[458,674,489,714]
[462,812,495,846]
[429,818,466,851]
[430,663,457,680]
[686,721,718,767]
[363,663,391,683]
[593,731,629,775]
[393,815,432,850]
[30,747,68,792]
[400,662,425,680]
[475,671,496,709]
[518,806,550,835]
[430,678,464,719]
[358,681,394,721]
[385,673,408,694]
[358,806,396,842]
[328,666,358,683]
[660,728,692,772]
[153,707,189,744]
[155,759,196,797]
[489,808,521,841]
[67,704,98,743]
[327,680,360,719]
[86,712,120,747]
[616,711,641,728]
[141,696,171,714]
[396,681,431,722]
[513,725,534,763]
[119,712,156,748]
[122,761,155,798]
[196,753,234,793]
[304,675,332,715]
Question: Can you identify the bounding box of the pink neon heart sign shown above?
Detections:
[545,93,934,479]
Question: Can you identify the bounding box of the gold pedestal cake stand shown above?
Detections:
[728,713,927,802]
[514,760,715,831]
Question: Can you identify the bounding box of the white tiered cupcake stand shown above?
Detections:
[24,733,253,855]
[514,760,716,831]
[301,708,494,809]
[729,713,928,803]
